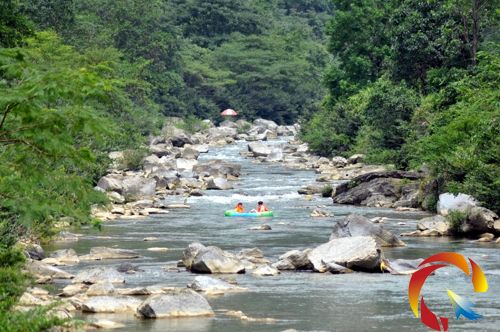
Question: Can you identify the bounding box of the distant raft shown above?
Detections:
[224,210,274,217]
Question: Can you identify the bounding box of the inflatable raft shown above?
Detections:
[224,210,274,217]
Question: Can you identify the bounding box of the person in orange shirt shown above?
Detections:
[234,202,244,213]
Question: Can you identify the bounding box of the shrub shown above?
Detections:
[175,115,209,134]
[116,149,147,171]
[321,184,333,197]
[446,211,467,235]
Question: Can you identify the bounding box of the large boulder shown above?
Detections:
[329,214,406,247]
[248,142,272,157]
[206,127,237,140]
[207,177,233,190]
[96,174,124,193]
[188,276,246,293]
[121,176,156,201]
[79,247,139,260]
[137,289,214,318]
[272,249,312,271]
[463,206,499,234]
[49,249,79,264]
[82,296,141,313]
[176,158,198,171]
[252,265,280,276]
[181,146,200,160]
[333,178,399,207]
[73,267,125,284]
[253,119,278,130]
[266,148,284,162]
[182,242,207,269]
[25,260,74,279]
[193,160,241,178]
[437,193,478,216]
[416,215,450,236]
[190,246,245,274]
[307,236,383,273]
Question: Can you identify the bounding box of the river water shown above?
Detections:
[45,139,500,331]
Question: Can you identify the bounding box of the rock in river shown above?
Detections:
[188,276,247,294]
[307,236,383,273]
[207,177,233,190]
[82,296,141,313]
[190,246,246,274]
[79,247,140,260]
[329,214,406,247]
[25,260,74,279]
[73,267,125,284]
[137,289,214,318]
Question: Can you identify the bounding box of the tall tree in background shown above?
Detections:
[22,0,75,34]
[324,0,392,99]
[0,0,32,47]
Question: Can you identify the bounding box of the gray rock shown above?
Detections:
[253,119,278,130]
[323,261,353,274]
[382,258,424,275]
[331,157,348,168]
[207,177,233,190]
[347,154,364,164]
[330,214,406,247]
[97,174,124,193]
[437,193,478,216]
[87,282,116,296]
[25,244,45,260]
[417,215,450,235]
[25,260,74,279]
[188,276,246,293]
[82,296,141,313]
[249,224,272,231]
[248,142,272,157]
[192,160,241,178]
[107,191,125,204]
[266,148,284,162]
[176,158,198,171]
[333,178,399,207]
[116,263,143,273]
[252,265,280,276]
[463,206,498,234]
[121,176,156,201]
[137,289,214,318]
[182,242,207,269]
[170,132,194,148]
[190,246,245,274]
[80,247,139,260]
[73,267,125,284]
[273,249,312,271]
[207,127,237,140]
[59,284,87,297]
[49,249,79,264]
[307,236,382,272]
[181,147,200,160]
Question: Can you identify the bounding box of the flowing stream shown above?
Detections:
[45,139,500,331]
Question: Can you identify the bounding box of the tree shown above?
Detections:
[324,0,392,99]
[0,0,32,47]
[21,0,75,34]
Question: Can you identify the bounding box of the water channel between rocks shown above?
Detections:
[45,139,500,332]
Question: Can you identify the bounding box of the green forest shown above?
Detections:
[0,0,499,330]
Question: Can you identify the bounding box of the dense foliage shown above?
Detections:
[302,0,499,213]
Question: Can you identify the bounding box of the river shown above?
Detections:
[45,139,500,331]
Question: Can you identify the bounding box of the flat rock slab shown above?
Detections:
[73,267,125,284]
[25,260,74,279]
[137,289,214,318]
[188,276,247,294]
[82,296,141,313]
[79,247,140,260]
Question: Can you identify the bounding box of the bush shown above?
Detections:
[116,149,147,171]
[175,115,209,134]
[321,184,333,197]
[446,211,467,234]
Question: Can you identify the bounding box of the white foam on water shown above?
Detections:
[187,192,301,204]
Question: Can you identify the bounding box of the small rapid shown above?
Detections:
[45,139,500,331]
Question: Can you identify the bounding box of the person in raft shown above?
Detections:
[234,202,244,213]
[251,201,269,213]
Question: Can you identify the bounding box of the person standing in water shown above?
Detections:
[234,202,244,213]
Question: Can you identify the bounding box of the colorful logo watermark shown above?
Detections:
[408,252,488,331]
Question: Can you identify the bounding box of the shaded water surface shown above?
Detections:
[46,140,500,331]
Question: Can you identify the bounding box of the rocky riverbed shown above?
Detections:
[18,119,500,331]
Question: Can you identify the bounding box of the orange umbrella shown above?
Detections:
[221,108,237,116]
